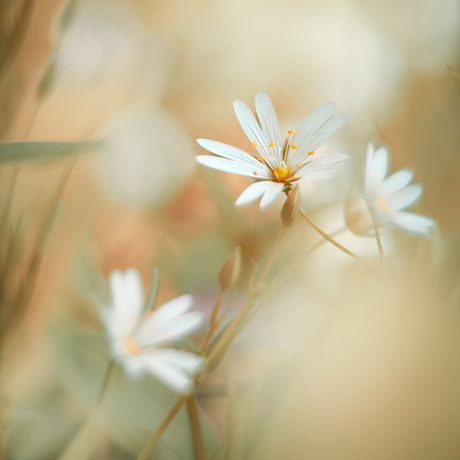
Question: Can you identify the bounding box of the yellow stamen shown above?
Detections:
[308,150,315,155]
[377,194,389,213]
[253,171,257,175]
[295,163,300,168]
[257,156,264,161]
[288,130,294,134]
[125,336,140,355]
[291,144,298,149]
[268,142,274,147]
[252,142,257,149]
[273,164,290,180]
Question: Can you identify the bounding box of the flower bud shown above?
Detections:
[281,185,301,227]
[218,246,242,291]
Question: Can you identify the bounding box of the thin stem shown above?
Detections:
[202,289,224,351]
[255,226,286,288]
[244,227,347,326]
[137,396,187,460]
[186,396,206,460]
[365,202,385,267]
[96,361,114,410]
[57,360,114,460]
[299,208,380,273]
[207,226,286,366]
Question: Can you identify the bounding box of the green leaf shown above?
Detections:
[0,141,103,164]
[52,324,221,460]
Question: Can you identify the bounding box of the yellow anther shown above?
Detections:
[288,130,295,134]
[257,156,264,161]
[124,336,140,355]
[377,194,389,213]
[269,142,274,147]
[252,142,257,149]
[308,150,315,155]
[273,165,290,180]
[295,163,300,168]
[291,144,298,149]
[253,171,258,175]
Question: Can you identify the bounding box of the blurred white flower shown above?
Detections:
[97,109,195,208]
[363,141,435,237]
[100,268,205,394]
[196,91,349,209]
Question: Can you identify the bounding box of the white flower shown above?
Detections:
[363,141,435,237]
[196,91,349,208]
[100,268,205,394]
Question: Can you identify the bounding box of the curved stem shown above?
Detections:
[299,208,379,272]
[202,289,224,352]
[255,227,286,288]
[137,396,187,460]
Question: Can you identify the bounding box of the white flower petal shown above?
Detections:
[370,145,390,184]
[388,183,423,212]
[299,167,336,178]
[255,92,282,162]
[291,113,349,165]
[233,100,277,168]
[380,168,413,196]
[196,155,270,179]
[148,294,193,327]
[309,154,350,167]
[290,101,336,148]
[153,349,204,375]
[392,211,435,237]
[196,138,264,169]
[138,354,193,394]
[105,268,144,339]
[136,311,205,347]
[235,181,273,207]
[259,182,284,209]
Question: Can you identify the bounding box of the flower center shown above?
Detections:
[273,164,290,180]
[124,335,140,355]
[377,194,389,213]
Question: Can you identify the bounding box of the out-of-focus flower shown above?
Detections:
[360,141,435,237]
[96,109,195,208]
[100,268,205,394]
[196,92,349,209]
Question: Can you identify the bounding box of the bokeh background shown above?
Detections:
[1,0,460,458]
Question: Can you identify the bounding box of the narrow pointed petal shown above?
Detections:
[291,114,348,165]
[196,139,264,169]
[196,155,270,179]
[153,349,204,374]
[255,92,282,162]
[392,211,435,237]
[259,182,284,209]
[388,183,423,212]
[364,141,376,187]
[136,311,205,347]
[370,145,390,184]
[380,168,413,196]
[148,294,193,327]
[298,167,336,178]
[235,181,273,207]
[139,355,193,393]
[290,101,336,148]
[309,154,349,167]
[105,268,144,338]
[234,100,276,167]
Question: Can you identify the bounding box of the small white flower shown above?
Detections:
[363,141,435,237]
[100,268,205,394]
[196,91,349,208]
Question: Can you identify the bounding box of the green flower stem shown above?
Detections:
[186,395,206,460]
[137,396,188,460]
